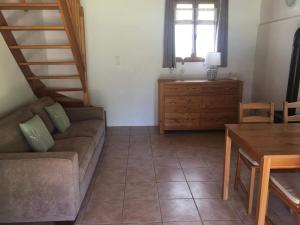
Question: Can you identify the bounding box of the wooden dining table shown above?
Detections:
[223,123,300,225]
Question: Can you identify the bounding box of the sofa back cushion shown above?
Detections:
[29,97,56,133]
[0,107,34,153]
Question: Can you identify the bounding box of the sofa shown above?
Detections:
[0,97,106,223]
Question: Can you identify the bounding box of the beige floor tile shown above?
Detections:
[155,167,186,182]
[183,168,216,182]
[164,222,203,225]
[160,199,201,222]
[189,182,222,199]
[127,166,156,183]
[125,182,158,200]
[153,157,181,168]
[203,221,241,225]
[123,200,161,223]
[96,168,126,184]
[157,182,192,199]
[91,183,125,201]
[195,199,239,221]
[82,200,123,224]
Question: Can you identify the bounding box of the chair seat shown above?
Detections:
[239,148,259,166]
[270,172,300,205]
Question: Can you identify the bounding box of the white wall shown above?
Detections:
[0,35,36,117]
[82,0,261,126]
[252,0,300,109]
[0,7,51,117]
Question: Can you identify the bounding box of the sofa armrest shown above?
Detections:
[65,107,105,122]
[0,152,80,223]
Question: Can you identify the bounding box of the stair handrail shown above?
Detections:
[57,0,87,92]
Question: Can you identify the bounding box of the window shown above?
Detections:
[175,2,217,62]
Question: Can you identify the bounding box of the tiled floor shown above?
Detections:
[74,127,297,225]
[7,127,295,225]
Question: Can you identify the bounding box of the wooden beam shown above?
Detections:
[27,75,80,80]
[44,87,83,92]
[58,0,86,91]
[0,26,65,31]
[9,44,71,49]
[19,61,76,66]
[0,3,59,10]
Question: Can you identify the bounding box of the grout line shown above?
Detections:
[149,127,164,225]
[177,150,205,225]
[120,135,130,223]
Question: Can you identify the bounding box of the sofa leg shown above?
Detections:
[54,221,75,225]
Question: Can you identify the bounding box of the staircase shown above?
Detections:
[0,0,89,107]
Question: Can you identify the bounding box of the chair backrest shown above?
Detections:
[239,102,275,124]
[283,102,300,123]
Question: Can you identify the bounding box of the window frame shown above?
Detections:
[175,0,217,64]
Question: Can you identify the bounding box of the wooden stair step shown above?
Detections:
[0,26,65,31]
[19,61,76,66]
[9,45,71,49]
[45,87,83,92]
[0,3,59,10]
[27,75,80,80]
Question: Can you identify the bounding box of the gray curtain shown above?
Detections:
[163,0,176,68]
[215,0,228,67]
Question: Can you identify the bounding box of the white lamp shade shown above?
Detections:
[206,52,221,66]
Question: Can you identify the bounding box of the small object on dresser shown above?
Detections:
[206,52,221,80]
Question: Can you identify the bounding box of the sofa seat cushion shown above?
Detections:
[28,97,56,133]
[49,137,95,181]
[53,120,105,145]
[0,107,34,153]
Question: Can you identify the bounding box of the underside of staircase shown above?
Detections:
[0,0,89,107]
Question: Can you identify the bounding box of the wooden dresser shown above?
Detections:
[159,79,243,134]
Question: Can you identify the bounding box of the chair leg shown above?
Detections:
[234,153,241,191]
[247,166,256,214]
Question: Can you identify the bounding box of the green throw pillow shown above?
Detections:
[19,115,55,152]
[45,102,71,133]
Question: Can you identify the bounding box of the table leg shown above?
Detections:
[223,128,232,200]
[257,156,271,225]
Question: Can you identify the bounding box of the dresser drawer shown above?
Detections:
[164,112,238,130]
[163,83,239,96]
[164,95,239,113]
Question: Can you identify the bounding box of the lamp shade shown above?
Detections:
[206,52,221,66]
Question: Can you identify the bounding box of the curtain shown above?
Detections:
[215,0,229,67]
[163,0,176,68]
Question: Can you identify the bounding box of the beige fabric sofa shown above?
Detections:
[0,97,106,223]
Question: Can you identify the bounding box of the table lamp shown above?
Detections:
[206,52,221,80]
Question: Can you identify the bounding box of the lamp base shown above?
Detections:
[207,67,218,80]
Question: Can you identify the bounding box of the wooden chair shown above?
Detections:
[265,102,300,224]
[235,102,275,214]
[268,172,300,225]
[283,101,300,123]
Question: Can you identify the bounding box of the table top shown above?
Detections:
[226,123,300,160]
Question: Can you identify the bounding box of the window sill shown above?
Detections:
[176,57,205,64]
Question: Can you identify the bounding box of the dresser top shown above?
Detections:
[158,79,241,84]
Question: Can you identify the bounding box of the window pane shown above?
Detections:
[177,4,193,9]
[196,25,215,58]
[198,9,216,21]
[198,4,215,9]
[176,9,193,21]
[175,24,193,58]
